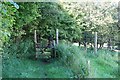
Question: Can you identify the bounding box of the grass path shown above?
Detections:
[2,54,73,78]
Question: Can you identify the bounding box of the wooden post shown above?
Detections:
[87,60,90,78]
[84,31,87,53]
[53,40,56,46]
[34,30,38,59]
[34,30,37,43]
[94,32,97,54]
[56,29,59,44]
[53,40,56,57]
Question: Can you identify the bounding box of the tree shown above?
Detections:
[29,2,81,42]
[61,2,118,48]
[0,2,18,44]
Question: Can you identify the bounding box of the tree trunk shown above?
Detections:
[79,41,81,46]
[99,43,102,49]
[107,38,111,49]
[83,42,87,52]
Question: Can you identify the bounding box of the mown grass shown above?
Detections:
[84,48,119,78]
[2,39,119,78]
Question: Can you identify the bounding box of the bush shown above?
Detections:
[55,42,88,78]
[3,38,35,57]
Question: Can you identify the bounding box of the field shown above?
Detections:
[2,40,119,78]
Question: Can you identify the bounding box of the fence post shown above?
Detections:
[94,32,97,54]
[56,29,59,44]
[87,60,91,78]
[34,30,37,43]
[34,30,38,59]
[53,40,56,57]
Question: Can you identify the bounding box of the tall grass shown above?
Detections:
[3,39,118,78]
[2,39,74,78]
[55,42,119,78]
[55,42,88,78]
[3,38,35,57]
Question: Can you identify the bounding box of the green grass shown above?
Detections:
[55,42,88,78]
[2,40,119,78]
[85,49,119,78]
[2,39,74,78]
[2,53,73,78]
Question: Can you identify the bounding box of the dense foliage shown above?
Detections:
[0,2,40,44]
[62,2,118,48]
[1,2,118,48]
[1,1,119,78]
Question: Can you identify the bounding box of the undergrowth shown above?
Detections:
[2,39,119,78]
[55,42,89,78]
[2,39,74,78]
[3,38,34,57]
[55,42,118,78]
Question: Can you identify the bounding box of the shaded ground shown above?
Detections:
[2,54,73,78]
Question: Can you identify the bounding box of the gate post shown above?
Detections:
[56,29,59,44]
